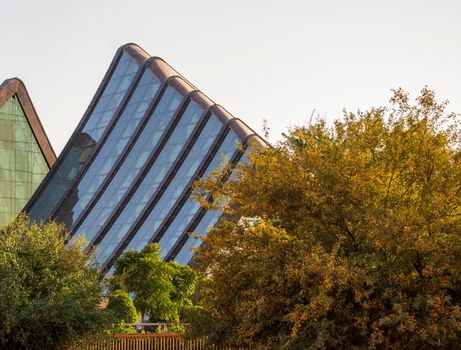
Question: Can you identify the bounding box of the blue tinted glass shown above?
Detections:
[28,52,139,222]
[54,70,161,228]
[118,116,225,259]
[94,102,207,265]
[72,86,183,244]
[173,210,221,265]
[156,131,239,259]
[173,149,248,265]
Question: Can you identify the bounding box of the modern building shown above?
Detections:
[25,43,264,269]
[0,78,56,226]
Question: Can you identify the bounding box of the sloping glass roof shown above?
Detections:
[0,78,56,227]
[25,43,265,269]
[0,95,49,225]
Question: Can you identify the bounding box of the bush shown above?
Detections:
[107,290,138,323]
[0,214,111,349]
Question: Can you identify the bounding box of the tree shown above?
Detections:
[0,214,111,350]
[190,88,461,349]
[107,290,138,323]
[111,243,198,324]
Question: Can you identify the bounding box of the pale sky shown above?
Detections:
[1,0,460,153]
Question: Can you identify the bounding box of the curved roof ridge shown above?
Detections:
[121,43,266,146]
[0,78,56,166]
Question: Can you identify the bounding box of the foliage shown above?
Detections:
[107,290,138,323]
[169,324,186,333]
[190,88,461,349]
[111,243,198,324]
[112,321,137,335]
[0,214,111,350]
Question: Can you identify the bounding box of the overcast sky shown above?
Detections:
[1,0,460,153]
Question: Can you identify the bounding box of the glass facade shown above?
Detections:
[173,152,249,265]
[54,69,161,228]
[156,131,239,259]
[25,43,263,268]
[94,100,207,264]
[28,52,139,222]
[174,210,221,265]
[0,95,49,225]
[112,114,225,262]
[72,86,183,244]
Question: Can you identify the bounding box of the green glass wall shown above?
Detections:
[0,95,49,225]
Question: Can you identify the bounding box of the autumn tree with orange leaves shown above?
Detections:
[188,88,461,349]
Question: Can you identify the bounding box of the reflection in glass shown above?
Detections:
[29,52,139,223]
[72,87,183,245]
[54,70,161,228]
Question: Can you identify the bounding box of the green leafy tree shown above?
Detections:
[111,243,198,324]
[190,88,461,349]
[107,290,138,323]
[170,261,200,318]
[0,214,111,349]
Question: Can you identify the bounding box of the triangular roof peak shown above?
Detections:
[0,78,56,166]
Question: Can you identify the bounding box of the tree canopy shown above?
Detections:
[0,214,111,350]
[107,290,138,324]
[189,88,461,349]
[111,243,198,324]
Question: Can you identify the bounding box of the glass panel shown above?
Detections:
[173,210,221,265]
[93,102,209,265]
[54,70,161,228]
[156,131,239,259]
[111,116,226,263]
[173,147,250,265]
[72,86,183,244]
[0,95,49,226]
[28,52,139,223]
